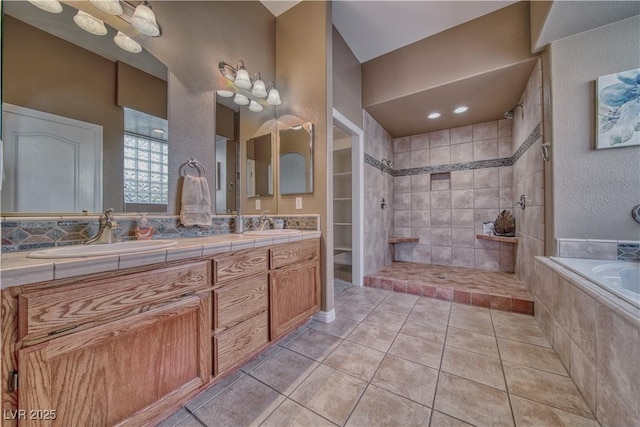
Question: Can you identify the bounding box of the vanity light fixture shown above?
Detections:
[114,31,142,53]
[249,100,264,113]
[453,106,469,114]
[73,10,108,36]
[27,0,63,13]
[251,74,268,98]
[427,112,441,119]
[234,61,252,89]
[131,1,160,37]
[233,93,250,106]
[266,83,281,106]
[89,0,123,16]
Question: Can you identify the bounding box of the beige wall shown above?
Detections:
[361,2,535,108]
[276,0,331,311]
[332,26,362,129]
[550,16,640,242]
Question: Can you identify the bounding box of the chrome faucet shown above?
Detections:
[256,211,273,231]
[86,208,119,244]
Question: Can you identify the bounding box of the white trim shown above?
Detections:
[332,109,364,286]
[313,308,336,323]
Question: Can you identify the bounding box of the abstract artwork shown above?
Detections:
[596,68,640,149]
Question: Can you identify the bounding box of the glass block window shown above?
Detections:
[123,133,168,204]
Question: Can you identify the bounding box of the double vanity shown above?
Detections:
[1,231,321,426]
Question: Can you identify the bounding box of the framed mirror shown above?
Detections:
[215,102,239,214]
[1,1,168,214]
[279,122,314,195]
[246,133,273,197]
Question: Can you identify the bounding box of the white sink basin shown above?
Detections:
[244,229,302,236]
[27,240,178,259]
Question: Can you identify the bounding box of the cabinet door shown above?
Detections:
[18,294,211,427]
[270,260,320,340]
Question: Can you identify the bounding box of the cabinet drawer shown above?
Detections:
[213,272,268,333]
[270,239,319,269]
[18,261,209,340]
[213,247,268,284]
[214,311,269,375]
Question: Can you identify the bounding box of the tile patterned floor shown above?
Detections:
[364,262,534,315]
[158,285,597,427]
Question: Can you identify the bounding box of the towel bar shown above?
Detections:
[179,158,206,177]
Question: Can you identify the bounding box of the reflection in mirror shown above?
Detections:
[1,1,168,214]
[279,123,314,195]
[215,102,239,214]
[246,134,273,197]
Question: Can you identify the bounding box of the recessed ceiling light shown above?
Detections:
[453,106,469,114]
[427,112,441,119]
[152,128,165,135]
[216,90,234,98]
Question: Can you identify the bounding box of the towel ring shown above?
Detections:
[180,158,206,177]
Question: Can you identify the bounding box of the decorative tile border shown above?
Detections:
[1,214,319,253]
[365,123,541,177]
[555,238,640,261]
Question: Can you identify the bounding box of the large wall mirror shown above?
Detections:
[1,1,168,214]
[279,122,314,195]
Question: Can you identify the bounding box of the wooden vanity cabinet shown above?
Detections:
[269,239,321,340]
[211,248,269,376]
[4,261,211,427]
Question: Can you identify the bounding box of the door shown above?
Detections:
[1,104,103,212]
[18,294,210,427]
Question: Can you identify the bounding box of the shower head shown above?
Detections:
[504,102,524,119]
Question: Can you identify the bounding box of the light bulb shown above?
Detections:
[249,100,264,112]
[427,112,441,119]
[233,94,249,106]
[453,106,469,114]
[131,2,160,37]
[89,0,123,15]
[27,0,62,13]
[114,31,142,53]
[216,90,234,98]
[234,68,251,89]
[266,88,281,106]
[251,78,267,98]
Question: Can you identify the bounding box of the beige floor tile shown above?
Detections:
[249,348,319,395]
[156,408,192,427]
[434,372,514,427]
[498,338,568,376]
[308,317,359,338]
[348,293,387,309]
[345,384,431,427]
[336,301,375,322]
[240,345,283,373]
[363,308,408,332]
[510,395,600,427]
[185,369,245,411]
[491,310,538,327]
[429,411,474,427]
[175,415,207,427]
[388,333,443,369]
[261,399,337,427]
[445,326,499,358]
[193,375,285,427]
[371,354,438,407]
[441,346,506,390]
[410,298,451,326]
[276,324,310,347]
[323,340,385,382]
[290,364,367,426]
[493,320,550,348]
[400,315,447,343]
[335,292,355,307]
[346,322,398,352]
[285,329,342,362]
[376,299,414,316]
[503,362,594,419]
[383,292,419,305]
[448,306,495,335]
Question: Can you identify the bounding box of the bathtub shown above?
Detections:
[551,257,640,309]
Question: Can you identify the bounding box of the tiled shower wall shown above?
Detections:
[512,58,545,288]
[363,111,394,275]
[392,121,515,272]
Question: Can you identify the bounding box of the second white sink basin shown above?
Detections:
[244,229,302,236]
[27,240,178,259]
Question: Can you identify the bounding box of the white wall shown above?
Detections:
[550,16,640,241]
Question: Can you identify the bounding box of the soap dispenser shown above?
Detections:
[135,214,154,240]
[235,210,243,234]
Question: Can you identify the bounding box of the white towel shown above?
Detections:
[180,175,212,227]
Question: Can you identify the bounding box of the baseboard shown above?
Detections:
[313,309,336,323]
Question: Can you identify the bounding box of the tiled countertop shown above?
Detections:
[0,231,321,289]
